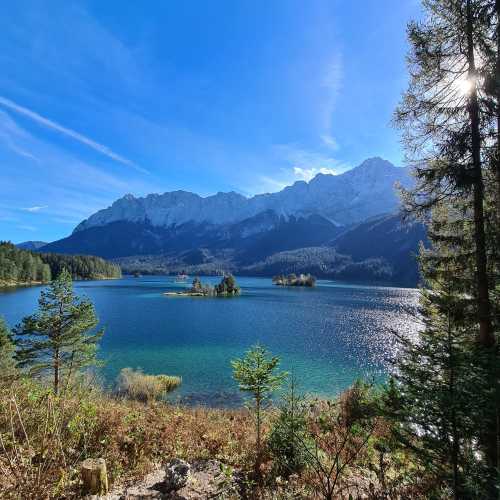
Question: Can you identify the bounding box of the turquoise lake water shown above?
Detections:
[0,276,419,406]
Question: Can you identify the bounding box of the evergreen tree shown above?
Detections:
[14,269,103,395]
[268,378,310,477]
[394,0,500,494]
[387,208,490,497]
[232,344,287,473]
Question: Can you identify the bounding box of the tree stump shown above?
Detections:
[81,458,109,495]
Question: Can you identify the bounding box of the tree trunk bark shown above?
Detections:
[466,4,498,496]
[81,458,108,495]
[496,0,500,223]
[466,0,494,347]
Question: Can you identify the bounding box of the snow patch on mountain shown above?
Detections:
[74,157,410,233]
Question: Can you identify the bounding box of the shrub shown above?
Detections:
[268,381,311,478]
[116,368,181,402]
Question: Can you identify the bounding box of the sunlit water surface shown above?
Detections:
[0,276,419,406]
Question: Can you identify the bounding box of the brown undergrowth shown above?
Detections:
[0,378,430,499]
[0,378,255,499]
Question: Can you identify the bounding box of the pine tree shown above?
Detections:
[232,344,287,475]
[395,0,500,493]
[14,269,103,395]
[387,204,491,498]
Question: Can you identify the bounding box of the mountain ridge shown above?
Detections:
[74,157,410,232]
[41,157,424,285]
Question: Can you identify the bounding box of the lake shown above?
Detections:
[0,276,419,406]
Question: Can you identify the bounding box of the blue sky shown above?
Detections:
[0,0,421,243]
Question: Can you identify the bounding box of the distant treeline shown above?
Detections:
[0,241,121,285]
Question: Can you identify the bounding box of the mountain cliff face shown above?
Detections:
[73,157,410,232]
[42,157,423,285]
[16,241,48,251]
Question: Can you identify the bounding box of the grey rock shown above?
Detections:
[164,459,190,492]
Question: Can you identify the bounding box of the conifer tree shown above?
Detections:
[395,0,500,493]
[387,204,491,498]
[232,344,287,473]
[14,269,103,394]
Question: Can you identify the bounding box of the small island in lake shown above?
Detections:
[164,275,241,297]
[272,273,316,287]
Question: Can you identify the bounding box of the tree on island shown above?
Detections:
[14,269,103,395]
[184,275,240,296]
[215,274,240,295]
[272,273,316,287]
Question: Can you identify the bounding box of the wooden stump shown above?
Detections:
[81,458,109,495]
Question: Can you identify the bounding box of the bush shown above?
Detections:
[116,368,181,402]
[268,382,311,478]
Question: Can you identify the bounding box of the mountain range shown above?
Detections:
[37,157,425,285]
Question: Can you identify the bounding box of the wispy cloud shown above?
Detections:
[321,56,343,128]
[275,144,350,175]
[0,96,148,174]
[257,175,289,193]
[17,225,37,232]
[23,205,48,212]
[320,134,339,150]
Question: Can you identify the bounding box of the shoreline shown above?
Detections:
[0,276,121,288]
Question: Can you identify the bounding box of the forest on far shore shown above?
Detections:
[0,241,121,285]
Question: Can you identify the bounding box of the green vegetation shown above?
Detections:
[2,0,500,498]
[116,367,181,402]
[0,317,15,383]
[268,379,311,478]
[14,269,104,395]
[38,251,121,280]
[0,241,121,286]
[389,0,500,497]
[272,273,316,287]
[232,344,287,476]
[0,241,51,285]
[165,275,241,296]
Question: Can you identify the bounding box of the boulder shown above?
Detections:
[164,459,190,492]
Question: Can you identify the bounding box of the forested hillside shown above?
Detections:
[0,242,121,285]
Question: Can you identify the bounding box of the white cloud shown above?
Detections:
[18,225,37,231]
[293,167,337,182]
[275,144,350,175]
[0,96,148,174]
[320,134,339,150]
[248,143,352,193]
[23,205,48,212]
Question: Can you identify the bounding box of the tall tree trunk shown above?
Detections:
[448,307,460,500]
[496,0,500,223]
[466,0,494,347]
[466,4,498,496]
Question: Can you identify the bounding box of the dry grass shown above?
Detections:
[116,367,182,402]
[0,378,430,499]
[0,378,255,499]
